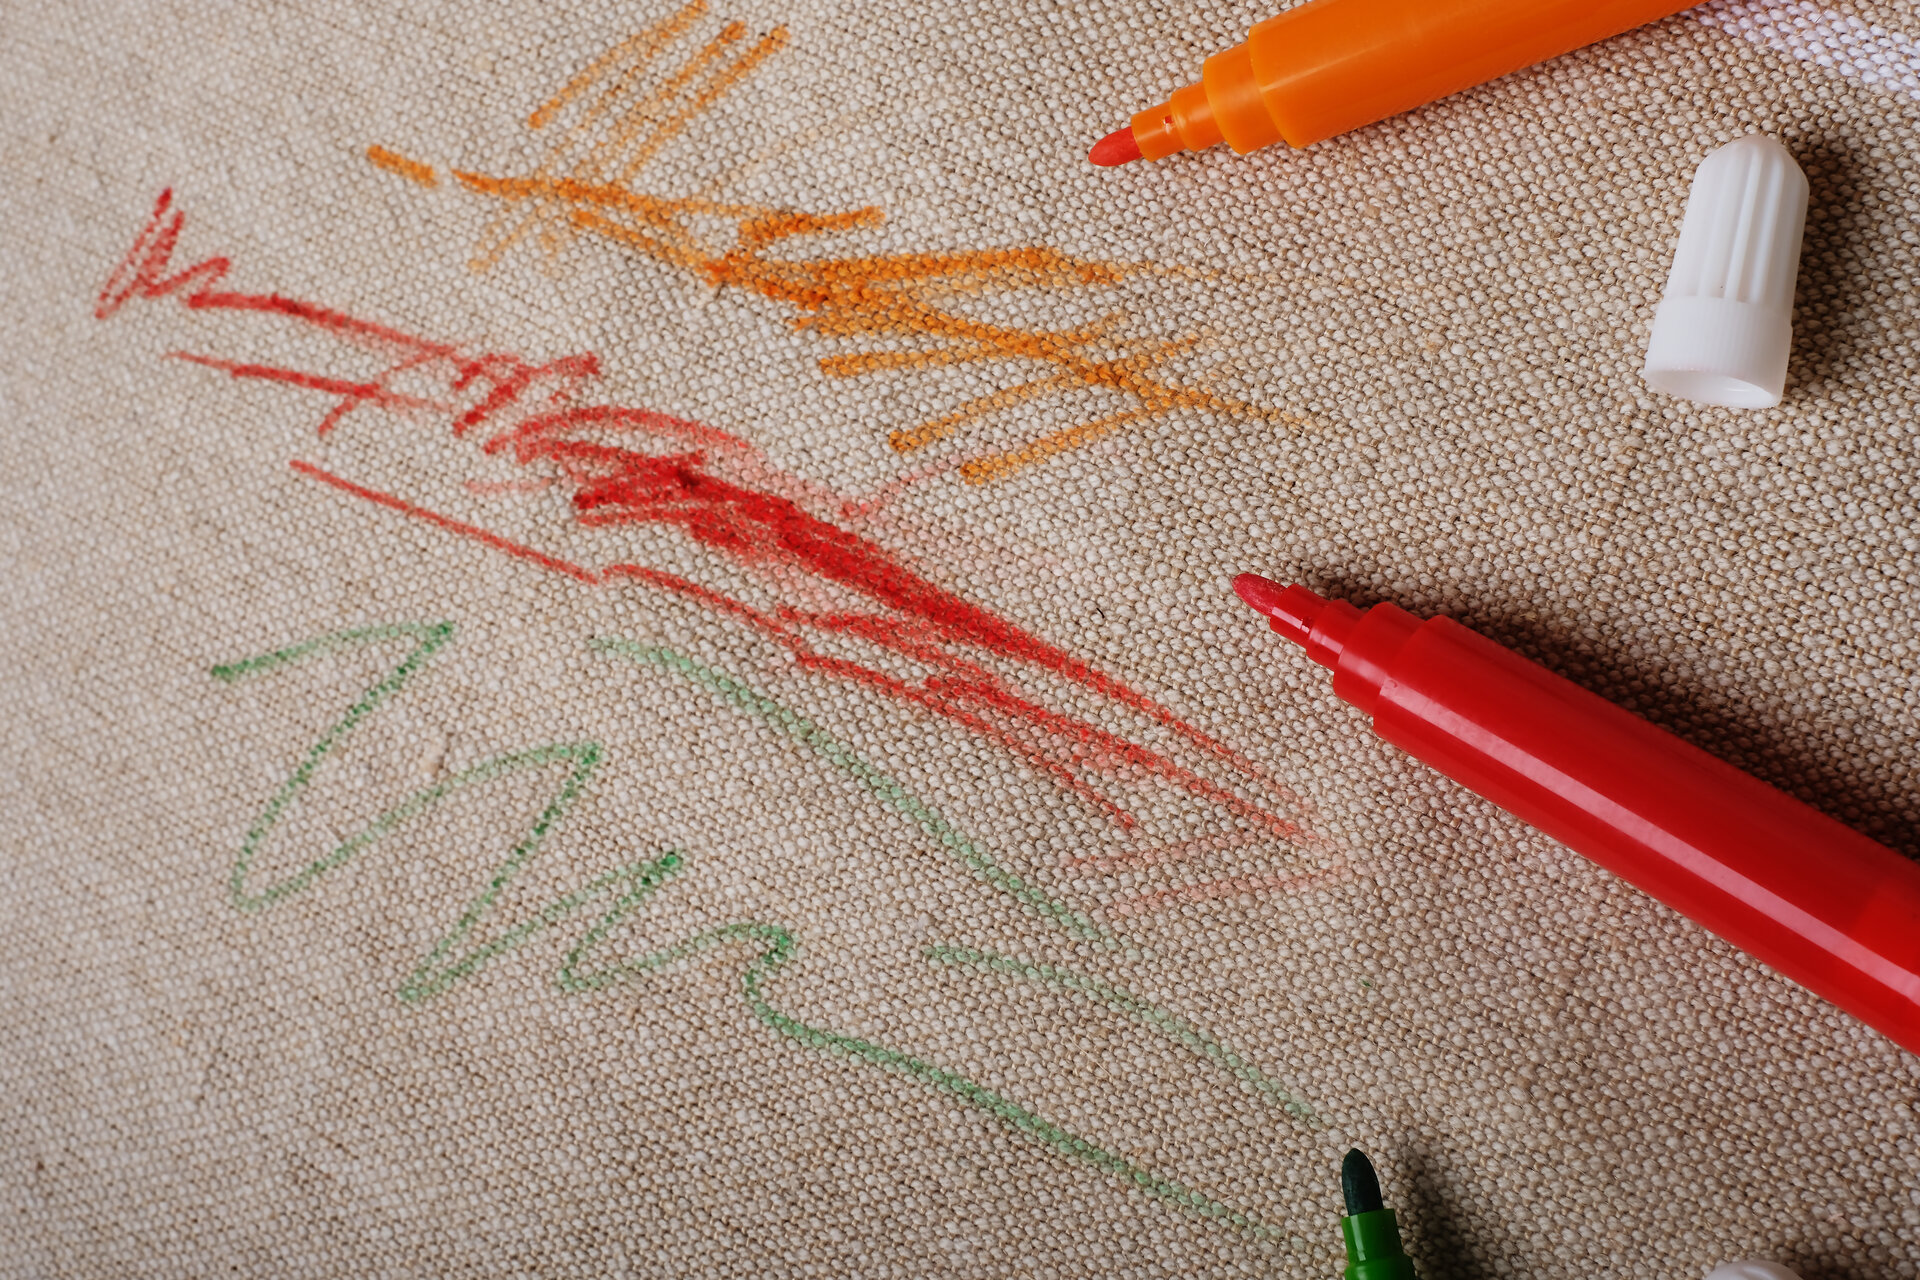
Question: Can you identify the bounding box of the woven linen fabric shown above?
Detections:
[3,0,1919,1274]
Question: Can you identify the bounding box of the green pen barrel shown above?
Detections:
[1342,1208,1418,1280]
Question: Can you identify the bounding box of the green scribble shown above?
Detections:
[590,639,1316,1237]
[215,623,611,1002]
[924,945,1318,1125]
[215,625,1307,1238]
[399,821,674,1004]
[217,621,455,910]
[590,637,1107,944]
[557,850,1289,1240]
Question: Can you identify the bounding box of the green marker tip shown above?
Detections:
[1342,1147,1384,1214]
[1338,1148,1418,1280]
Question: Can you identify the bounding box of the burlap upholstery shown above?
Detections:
[3,0,1918,1274]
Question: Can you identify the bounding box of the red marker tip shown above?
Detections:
[1088,126,1143,167]
[1232,574,1327,647]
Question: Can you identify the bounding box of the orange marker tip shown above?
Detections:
[1088,126,1143,167]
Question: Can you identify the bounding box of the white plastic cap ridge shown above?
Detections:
[1643,136,1809,409]
[1704,1262,1804,1280]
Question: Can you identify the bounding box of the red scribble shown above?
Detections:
[99,189,500,437]
[170,353,454,416]
[466,476,558,496]
[98,191,454,351]
[101,189,1313,844]
[1107,868,1354,919]
[596,564,1287,834]
[496,406,1266,769]
[289,461,601,584]
[1065,830,1271,874]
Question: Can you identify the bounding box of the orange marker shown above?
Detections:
[1090,0,1701,166]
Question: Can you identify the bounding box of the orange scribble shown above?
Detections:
[471,2,784,275]
[366,1,1307,482]
[367,145,437,188]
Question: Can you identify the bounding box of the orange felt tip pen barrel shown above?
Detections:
[1234,575,1920,1056]
[1091,0,1701,165]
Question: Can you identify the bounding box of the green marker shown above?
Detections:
[1340,1148,1418,1280]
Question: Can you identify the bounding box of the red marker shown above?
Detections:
[1234,575,1920,1056]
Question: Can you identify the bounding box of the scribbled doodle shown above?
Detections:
[101,0,1353,1245]
[209,620,1320,1237]
[100,188,1336,897]
[366,0,1307,481]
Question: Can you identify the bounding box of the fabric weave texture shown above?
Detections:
[2,0,1918,1275]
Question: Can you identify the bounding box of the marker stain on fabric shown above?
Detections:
[98,190,1329,875]
[208,620,1315,1231]
[360,1,1306,479]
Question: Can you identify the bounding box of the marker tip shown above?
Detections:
[1232,573,1289,615]
[1233,574,1326,647]
[1341,1147,1385,1216]
[1088,126,1143,167]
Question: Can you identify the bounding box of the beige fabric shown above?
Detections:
[3,0,1919,1274]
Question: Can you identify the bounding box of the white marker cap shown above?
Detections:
[1705,1262,1804,1280]
[1643,136,1809,409]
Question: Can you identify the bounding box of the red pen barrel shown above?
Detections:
[1262,582,1920,1056]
